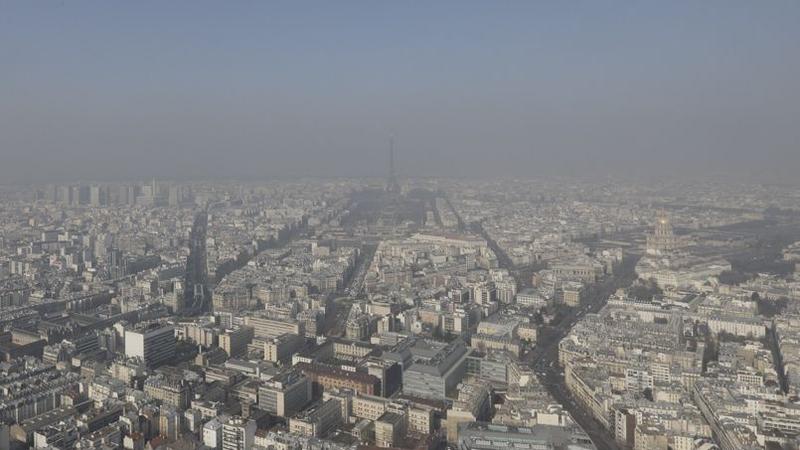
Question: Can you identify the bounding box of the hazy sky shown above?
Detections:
[1,1,799,183]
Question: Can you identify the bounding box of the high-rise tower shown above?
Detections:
[386,137,401,194]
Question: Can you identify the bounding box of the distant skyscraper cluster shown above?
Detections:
[36,180,192,207]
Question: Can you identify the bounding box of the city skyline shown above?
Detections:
[2,3,800,450]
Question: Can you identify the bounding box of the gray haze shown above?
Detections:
[1,2,799,183]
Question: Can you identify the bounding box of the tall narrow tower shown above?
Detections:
[386,136,401,194]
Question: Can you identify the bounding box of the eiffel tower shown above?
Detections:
[386,137,401,194]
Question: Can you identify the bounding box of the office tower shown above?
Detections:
[168,185,181,206]
[445,382,493,443]
[124,323,176,368]
[366,358,402,397]
[221,416,255,450]
[243,315,304,339]
[57,185,71,206]
[108,248,126,279]
[258,371,311,418]
[107,185,120,205]
[288,399,342,438]
[218,326,254,358]
[44,184,58,203]
[396,339,470,400]
[89,185,101,206]
[375,412,407,448]
[203,418,223,449]
[263,333,305,363]
[69,185,81,206]
[121,185,136,205]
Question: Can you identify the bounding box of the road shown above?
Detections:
[523,255,640,450]
[467,219,546,289]
[444,194,630,449]
[469,220,516,271]
[322,241,377,337]
[184,210,209,314]
[326,296,356,337]
[344,243,377,298]
[463,204,638,448]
